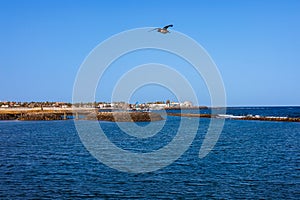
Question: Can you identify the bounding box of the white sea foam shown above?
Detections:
[216,114,244,119]
[265,116,288,119]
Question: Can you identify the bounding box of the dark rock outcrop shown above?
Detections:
[18,113,63,121]
[0,114,18,120]
[167,113,300,122]
[86,112,164,122]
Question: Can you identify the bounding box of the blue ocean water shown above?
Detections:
[0,107,299,199]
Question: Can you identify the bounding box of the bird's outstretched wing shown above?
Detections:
[163,24,173,29]
[148,28,159,32]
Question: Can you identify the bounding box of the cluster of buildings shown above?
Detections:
[97,101,193,110]
[0,101,194,110]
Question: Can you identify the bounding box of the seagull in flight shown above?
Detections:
[149,24,173,34]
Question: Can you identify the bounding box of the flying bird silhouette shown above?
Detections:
[149,24,173,34]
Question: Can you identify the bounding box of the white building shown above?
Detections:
[148,103,167,110]
[180,101,193,108]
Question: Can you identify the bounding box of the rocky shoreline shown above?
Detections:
[1,108,299,123]
[0,109,164,122]
[167,113,300,122]
[85,112,163,122]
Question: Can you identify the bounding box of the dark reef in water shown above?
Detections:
[167,113,300,122]
[0,114,18,120]
[85,112,164,122]
[18,113,63,121]
[0,109,164,122]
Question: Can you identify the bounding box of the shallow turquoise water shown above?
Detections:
[0,109,299,199]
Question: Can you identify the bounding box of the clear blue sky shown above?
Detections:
[0,0,299,106]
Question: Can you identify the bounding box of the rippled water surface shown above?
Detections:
[0,109,299,199]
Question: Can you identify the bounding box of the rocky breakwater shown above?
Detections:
[86,112,164,122]
[18,113,63,121]
[0,114,18,120]
[167,113,300,122]
[0,109,71,121]
[0,109,164,122]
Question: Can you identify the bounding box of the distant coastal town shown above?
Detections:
[0,100,199,122]
[0,101,299,123]
[0,100,202,110]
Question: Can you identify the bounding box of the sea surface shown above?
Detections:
[0,107,299,199]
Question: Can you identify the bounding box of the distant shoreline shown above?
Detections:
[167,113,300,123]
[0,108,163,122]
[0,107,299,122]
